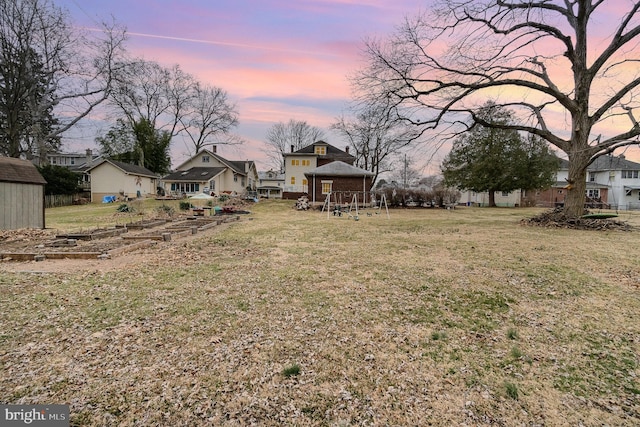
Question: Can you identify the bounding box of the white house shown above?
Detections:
[257,170,285,199]
[86,159,158,203]
[163,148,258,196]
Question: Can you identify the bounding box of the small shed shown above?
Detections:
[0,157,47,229]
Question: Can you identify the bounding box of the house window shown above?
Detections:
[622,170,639,179]
[302,178,307,186]
[234,175,238,182]
[589,172,596,182]
[291,159,300,166]
[587,189,600,198]
[501,191,509,197]
[202,156,210,163]
[291,177,296,185]
[302,160,310,166]
[315,146,326,155]
[321,180,332,194]
[174,182,200,193]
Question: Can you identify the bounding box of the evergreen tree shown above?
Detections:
[442,103,557,206]
[37,164,79,195]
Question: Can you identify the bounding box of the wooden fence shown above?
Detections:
[45,194,75,208]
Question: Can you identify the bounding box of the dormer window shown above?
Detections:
[314,146,326,155]
[202,155,210,163]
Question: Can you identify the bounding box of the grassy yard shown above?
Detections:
[1,200,639,426]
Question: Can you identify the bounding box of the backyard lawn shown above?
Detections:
[1,200,639,425]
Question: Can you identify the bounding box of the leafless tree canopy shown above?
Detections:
[264,119,325,171]
[109,59,240,155]
[357,0,640,216]
[0,0,126,160]
[179,83,239,155]
[332,99,421,184]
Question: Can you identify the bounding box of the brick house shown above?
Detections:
[283,141,355,199]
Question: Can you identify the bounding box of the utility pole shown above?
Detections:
[403,154,407,189]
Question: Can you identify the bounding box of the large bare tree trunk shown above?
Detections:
[565,153,589,217]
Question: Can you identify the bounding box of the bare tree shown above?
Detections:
[110,60,241,156]
[0,0,126,161]
[110,60,192,135]
[179,83,239,155]
[332,100,420,184]
[264,119,325,170]
[357,0,640,217]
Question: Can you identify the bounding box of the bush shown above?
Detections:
[116,203,134,213]
[179,201,192,211]
[156,204,175,216]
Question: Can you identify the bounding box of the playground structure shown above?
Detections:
[321,191,389,220]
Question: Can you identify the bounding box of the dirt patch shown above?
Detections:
[0,217,238,274]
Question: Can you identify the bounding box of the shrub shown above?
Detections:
[116,203,134,213]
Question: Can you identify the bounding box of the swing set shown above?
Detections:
[321,191,389,220]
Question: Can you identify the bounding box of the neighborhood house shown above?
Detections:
[86,159,157,203]
[162,148,258,197]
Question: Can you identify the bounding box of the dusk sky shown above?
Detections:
[55,0,640,171]
[56,0,431,171]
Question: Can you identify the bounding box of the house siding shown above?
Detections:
[90,163,156,203]
[284,155,316,193]
[0,182,45,229]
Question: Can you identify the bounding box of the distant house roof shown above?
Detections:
[557,155,640,171]
[86,159,157,178]
[286,141,355,163]
[589,155,640,171]
[174,149,255,176]
[163,167,226,181]
[305,161,374,177]
[0,157,47,185]
[258,170,285,181]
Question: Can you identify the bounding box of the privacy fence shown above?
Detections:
[45,194,76,208]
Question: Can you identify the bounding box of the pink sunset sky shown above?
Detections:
[56,0,640,171]
[56,0,430,170]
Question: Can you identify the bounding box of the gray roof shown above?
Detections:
[0,157,47,185]
[557,155,640,171]
[589,155,640,171]
[258,170,284,180]
[287,141,355,163]
[87,159,157,178]
[305,161,374,177]
[163,167,225,181]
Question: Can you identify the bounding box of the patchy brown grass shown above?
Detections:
[1,201,639,426]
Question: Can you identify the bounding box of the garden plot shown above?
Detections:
[0,216,238,262]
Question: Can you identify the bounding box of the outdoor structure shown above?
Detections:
[86,159,158,203]
[283,141,355,199]
[163,148,258,197]
[257,170,285,199]
[305,161,374,205]
[531,155,640,210]
[0,157,47,229]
